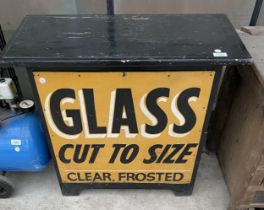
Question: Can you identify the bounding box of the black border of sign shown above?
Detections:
[27,65,223,196]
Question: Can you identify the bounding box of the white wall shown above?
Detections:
[0,0,261,31]
[0,0,106,30]
[258,3,264,25]
[114,0,255,28]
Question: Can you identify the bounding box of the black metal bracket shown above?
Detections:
[249,0,263,26]
[107,0,114,15]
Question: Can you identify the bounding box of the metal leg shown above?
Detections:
[61,185,81,196]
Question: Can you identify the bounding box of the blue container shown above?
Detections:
[0,111,50,171]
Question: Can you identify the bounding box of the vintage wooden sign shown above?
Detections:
[34,71,215,186]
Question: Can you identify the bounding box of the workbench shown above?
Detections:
[0,14,252,196]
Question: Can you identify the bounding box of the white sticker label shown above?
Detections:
[11,139,22,146]
[213,49,228,57]
[213,52,228,57]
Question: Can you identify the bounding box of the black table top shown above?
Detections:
[0,14,252,67]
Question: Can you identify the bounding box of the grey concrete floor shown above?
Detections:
[0,153,229,210]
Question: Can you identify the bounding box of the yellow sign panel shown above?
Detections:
[34,71,215,184]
